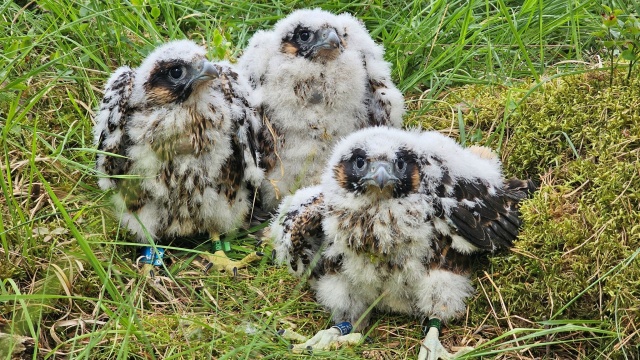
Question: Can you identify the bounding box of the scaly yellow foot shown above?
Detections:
[418,326,473,360]
[200,250,263,277]
[279,322,363,354]
[139,262,158,279]
[287,328,362,353]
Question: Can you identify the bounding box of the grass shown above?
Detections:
[1,0,638,359]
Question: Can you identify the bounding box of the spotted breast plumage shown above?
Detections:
[271,127,535,359]
[238,8,405,211]
[94,39,264,277]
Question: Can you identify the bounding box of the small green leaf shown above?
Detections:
[7,40,19,53]
[602,4,612,13]
[215,47,225,60]
[603,17,618,27]
[592,30,608,38]
[506,98,517,112]
[10,82,27,91]
[610,28,621,38]
[151,7,160,19]
[625,20,640,34]
[602,40,618,48]
[21,37,32,48]
[213,29,223,47]
[131,0,141,6]
[620,49,637,61]
[470,129,483,143]
[10,124,22,135]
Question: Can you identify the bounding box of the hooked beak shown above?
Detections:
[194,60,219,83]
[306,28,343,61]
[316,28,341,50]
[362,161,399,190]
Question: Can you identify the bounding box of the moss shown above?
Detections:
[503,72,640,178]
[415,70,640,356]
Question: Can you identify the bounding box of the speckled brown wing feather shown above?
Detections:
[94,67,134,189]
[447,178,536,251]
[218,127,246,202]
[365,78,394,126]
[425,231,474,275]
[361,55,404,127]
[216,66,263,201]
[278,192,326,275]
[256,107,283,175]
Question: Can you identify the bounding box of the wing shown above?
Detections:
[363,67,405,127]
[446,177,536,251]
[216,64,264,193]
[335,13,404,127]
[416,133,536,252]
[94,66,134,190]
[270,186,326,277]
[255,107,283,175]
[237,32,283,177]
[358,41,404,127]
[237,30,272,91]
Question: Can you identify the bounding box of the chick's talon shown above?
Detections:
[139,263,157,279]
[418,327,473,360]
[290,328,362,353]
[200,250,262,277]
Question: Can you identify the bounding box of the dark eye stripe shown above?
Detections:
[144,60,194,104]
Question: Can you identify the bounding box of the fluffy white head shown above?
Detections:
[324,127,422,172]
[271,8,376,50]
[322,126,506,197]
[239,10,405,210]
[129,39,207,106]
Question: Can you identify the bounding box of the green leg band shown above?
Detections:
[213,240,224,252]
[428,318,442,332]
[422,317,442,335]
[213,240,232,252]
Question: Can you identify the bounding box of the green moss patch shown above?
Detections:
[418,70,640,357]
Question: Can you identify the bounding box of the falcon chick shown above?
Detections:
[94,40,264,278]
[271,127,535,359]
[238,8,405,211]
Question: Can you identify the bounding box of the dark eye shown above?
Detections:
[355,156,366,170]
[298,30,312,42]
[169,66,185,80]
[396,158,406,171]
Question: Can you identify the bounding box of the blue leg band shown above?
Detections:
[140,246,165,266]
[331,321,353,336]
